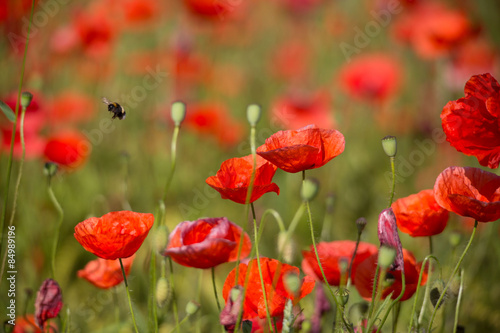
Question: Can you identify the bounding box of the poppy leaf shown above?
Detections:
[242,320,253,333]
[0,100,16,122]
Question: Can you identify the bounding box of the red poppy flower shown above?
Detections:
[441,73,500,168]
[206,154,280,204]
[74,211,154,260]
[354,248,426,301]
[271,90,334,130]
[35,279,63,329]
[43,131,90,169]
[183,103,245,147]
[392,189,450,237]
[270,40,311,81]
[123,0,158,24]
[77,255,135,289]
[182,0,235,19]
[339,53,402,103]
[75,4,118,57]
[12,314,57,333]
[164,217,251,269]
[46,91,95,124]
[434,166,500,222]
[256,125,345,173]
[301,241,378,285]
[222,257,315,319]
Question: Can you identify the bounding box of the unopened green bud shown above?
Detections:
[171,101,186,126]
[382,273,396,288]
[356,217,367,234]
[185,300,200,315]
[156,277,171,308]
[301,178,319,201]
[284,272,301,296]
[44,162,58,178]
[21,91,33,109]
[230,286,242,302]
[378,246,396,269]
[449,231,461,248]
[154,226,169,255]
[335,288,350,306]
[381,135,397,157]
[246,104,261,126]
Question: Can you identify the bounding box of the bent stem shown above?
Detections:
[427,220,478,332]
[48,178,64,279]
[120,258,139,333]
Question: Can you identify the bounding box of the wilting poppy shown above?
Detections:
[301,240,378,285]
[256,125,345,173]
[35,279,63,329]
[222,257,315,319]
[392,189,450,237]
[74,211,154,260]
[43,131,90,169]
[206,154,280,204]
[434,166,500,222]
[77,255,135,289]
[441,73,500,169]
[338,53,402,103]
[271,90,334,130]
[164,217,251,269]
[12,314,57,333]
[354,248,426,301]
[378,208,404,272]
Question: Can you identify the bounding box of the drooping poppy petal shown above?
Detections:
[392,189,450,237]
[433,166,500,222]
[43,131,90,169]
[354,248,426,302]
[222,258,315,320]
[301,240,378,285]
[377,208,404,272]
[441,73,500,168]
[206,154,280,204]
[164,217,251,269]
[77,255,135,289]
[74,211,154,260]
[35,279,63,329]
[257,125,345,173]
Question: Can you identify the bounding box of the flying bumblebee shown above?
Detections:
[102,97,126,120]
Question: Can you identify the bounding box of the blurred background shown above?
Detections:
[1,0,500,331]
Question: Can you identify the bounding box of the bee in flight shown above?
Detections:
[102,97,126,120]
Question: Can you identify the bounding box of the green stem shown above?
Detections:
[168,257,181,333]
[162,125,180,207]
[120,258,139,333]
[48,181,64,279]
[453,269,465,333]
[366,265,380,326]
[388,156,395,207]
[427,220,478,332]
[347,231,361,288]
[212,267,221,313]
[0,0,34,264]
[251,203,274,332]
[375,271,405,333]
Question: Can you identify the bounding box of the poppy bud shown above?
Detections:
[246,104,261,126]
[153,225,169,255]
[381,135,397,157]
[35,279,63,329]
[284,272,301,297]
[378,245,396,269]
[171,101,186,126]
[156,277,171,308]
[301,178,319,201]
[449,231,461,248]
[377,208,404,272]
[277,231,294,263]
[43,162,58,178]
[220,286,244,331]
[186,300,200,316]
[21,91,33,108]
[356,217,367,234]
[335,288,349,306]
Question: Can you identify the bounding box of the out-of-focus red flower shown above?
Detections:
[257,125,345,173]
[164,217,251,269]
[441,73,500,168]
[46,91,95,124]
[12,314,57,333]
[338,53,402,103]
[123,0,158,24]
[301,241,378,285]
[183,103,245,147]
[392,189,450,237]
[378,208,404,272]
[74,211,154,260]
[183,0,237,20]
[392,2,470,59]
[206,154,280,204]
[354,319,377,333]
[222,257,315,319]
[270,40,311,81]
[35,279,63,329]
[354,248,426,301]
[434,166,500,222]
[77,255,135,289]
[271,90,334,130]
[43,131,90,169]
